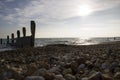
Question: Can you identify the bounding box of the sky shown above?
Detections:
[0,0,120,38]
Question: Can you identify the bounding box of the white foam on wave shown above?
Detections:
[0,45,13,52]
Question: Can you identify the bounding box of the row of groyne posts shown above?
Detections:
[0,20,36,48]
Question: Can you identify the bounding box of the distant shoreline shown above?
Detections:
[0,40,120,53]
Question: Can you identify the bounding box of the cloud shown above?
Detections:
[5,0,14,2]
[1,0,120,26]
[3,14,14,21]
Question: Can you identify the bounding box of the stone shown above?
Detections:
[76,57,85,65]
[44,72,55,80]
[88,72,113,80]
[75,73,83,80]
[26,64,37,76]
[101,62,109,70]
[32,68,47,77]
[37,61,50,69]
[64,74,76,80]
[48,66,61,74]
[81,77,88,80]
[109,62,118,73]
[25,76,45,80]
[77,64,85,70]
[62,68,72,75]
[0,69,23,80]
[114,72,120,80]
[64,63,71,68]
[103,74,113,80]
[70,61,78,74]
[54,74,65,80]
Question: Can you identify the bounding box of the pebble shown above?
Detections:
[114,72,120,80]
[101,62,109,69]
[0,69,23,80]
[62,68,72,75]
[32,68,47,76]
[70,61,78,74]
[88,72,113,80]
[81,77,88,80]
[48,66,61,74]
[25,76,45,80]
[0,43,120,80]
[64,74,76,80]
[44,72,55,80]
[54,74,65,80]
[77,64,85,70]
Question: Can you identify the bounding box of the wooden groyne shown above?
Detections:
[3,20,36,48]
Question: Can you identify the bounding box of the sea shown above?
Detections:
[0,37,120,52]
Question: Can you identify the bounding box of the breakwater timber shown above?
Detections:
[0,20,36,48]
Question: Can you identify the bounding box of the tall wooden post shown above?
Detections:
[17,30,20,38]
[22,27,26,37]
[7,35,9,44]
[11,33,14,44]
[31,21,36,47]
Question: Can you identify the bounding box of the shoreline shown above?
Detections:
[0,41,120,80]
[0,40,120,52]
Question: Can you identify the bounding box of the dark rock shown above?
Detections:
[25,76,45,80]
[54,74,65,80]
[62,68,72,75]
[88,72,113,80]
[70,61,78,74]
[114,72,120,80]
[32,68,47,77]
[44,72,55,80]
[64,74,76,80]
[0,69,23,80]
[77,64,85,71]
[48,66,61,74]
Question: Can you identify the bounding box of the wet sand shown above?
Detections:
[0,41,120,80]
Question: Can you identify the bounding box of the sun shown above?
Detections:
[78,5,93,16]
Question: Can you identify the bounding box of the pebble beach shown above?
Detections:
[0,41,120,80]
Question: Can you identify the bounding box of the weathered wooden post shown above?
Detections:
[17,30,20,38]
[22,27,26,37]
[114,37,115,40]
[11,33,14,44]
[0,38,2,45]
[16,30,21,47]
[31,21,36,47]
[7,35,9,44]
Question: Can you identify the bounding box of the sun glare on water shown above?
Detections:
[78,5,93,16]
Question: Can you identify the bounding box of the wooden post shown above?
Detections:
[22,27,26,37]
[17,30,20,38]
[7,35,9,44]
[31,21,36,47]
[114,37,115,40]
[11,33,14,44]
[0,38,2,44]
